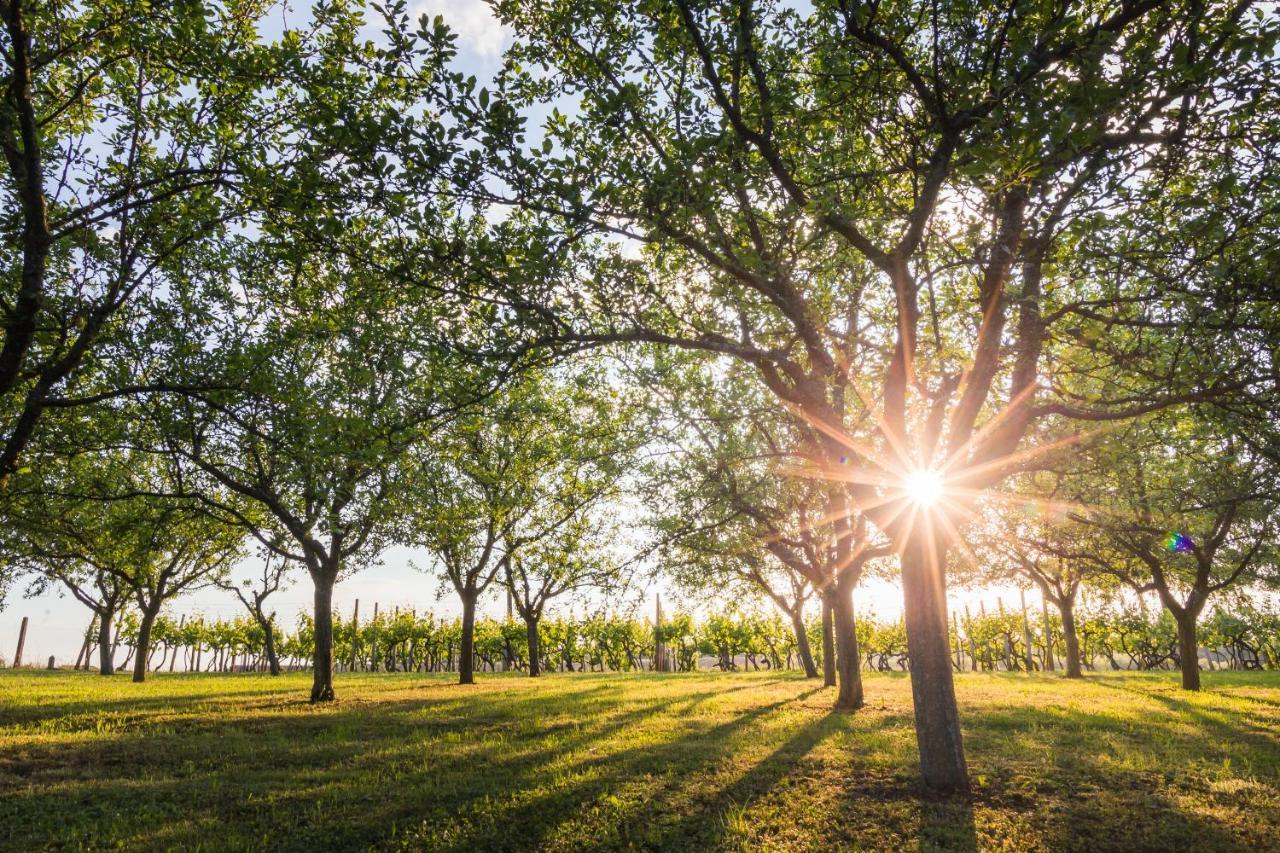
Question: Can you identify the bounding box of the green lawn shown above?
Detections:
[1,670,1277,851]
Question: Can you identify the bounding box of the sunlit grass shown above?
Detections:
[1,670,1277,850]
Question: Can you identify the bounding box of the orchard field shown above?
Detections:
[2,670,1278,852]
[5,1,1280,851]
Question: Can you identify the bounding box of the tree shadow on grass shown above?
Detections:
[408,685,829,851]
[1089,679,1280,761]
[0,671,623,730]
[0,683,304,727]
[1195,671,1280,689]
[807,731,977,852]
[1211,691,1280,713]
[640,703,846,848]
[975,684,1274,852]
[917,795,978,853]
[8,674,1276,851]
[1,677,815,850]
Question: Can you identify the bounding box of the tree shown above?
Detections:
[505,515,626,678]
[127,6,486,702]
[640,353,891,701]
[967,473,1100,678]
[146,236,479,700]
[1,450,243,681]
[1065,414,1279,690]
[116,503,243,683]
[219,552,294,676]
[414,365,632,683]
[6,532,128,675]
[444,0,1278,790]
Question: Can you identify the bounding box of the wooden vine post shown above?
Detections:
[13,616,28,668]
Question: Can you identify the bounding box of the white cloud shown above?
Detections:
[410,0,511,58]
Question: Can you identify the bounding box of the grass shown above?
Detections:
[1,670,1278,851]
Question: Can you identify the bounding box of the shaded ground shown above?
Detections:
[1,669,1277,851]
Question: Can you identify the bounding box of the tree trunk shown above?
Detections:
[311,574,337,702]
[459,589,477,685]
[263,617,281,677]
[526,615,541,678]
[97,608,115,676]
[821,593,836,687]
[131,606,158,681]
[1176,613,1201,691]
[791,610,818,678]
[900,531,969,792]
[1040,595,1055,672]
[831,572,863,709]
[1060,601,1083,679]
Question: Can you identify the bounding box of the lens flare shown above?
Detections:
[1166,532,1194,553]
[905,468,944,507]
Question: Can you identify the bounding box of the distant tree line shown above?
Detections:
[56,596,1280,678]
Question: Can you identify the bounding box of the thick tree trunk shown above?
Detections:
[1176,614,1201,691]
[131,604,161,686]
[901,532,969,792]
[526,616,541,677]
[459,590,477,685]
[311,574,336,702]
[1060,601,1083,679]
[821,592,836,687]
[791,610,819,678]
[97,608,115,676]
[831,572,863,709]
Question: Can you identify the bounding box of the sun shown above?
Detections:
[904,468,944,507]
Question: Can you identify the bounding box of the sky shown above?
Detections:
[409,0,512,58]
